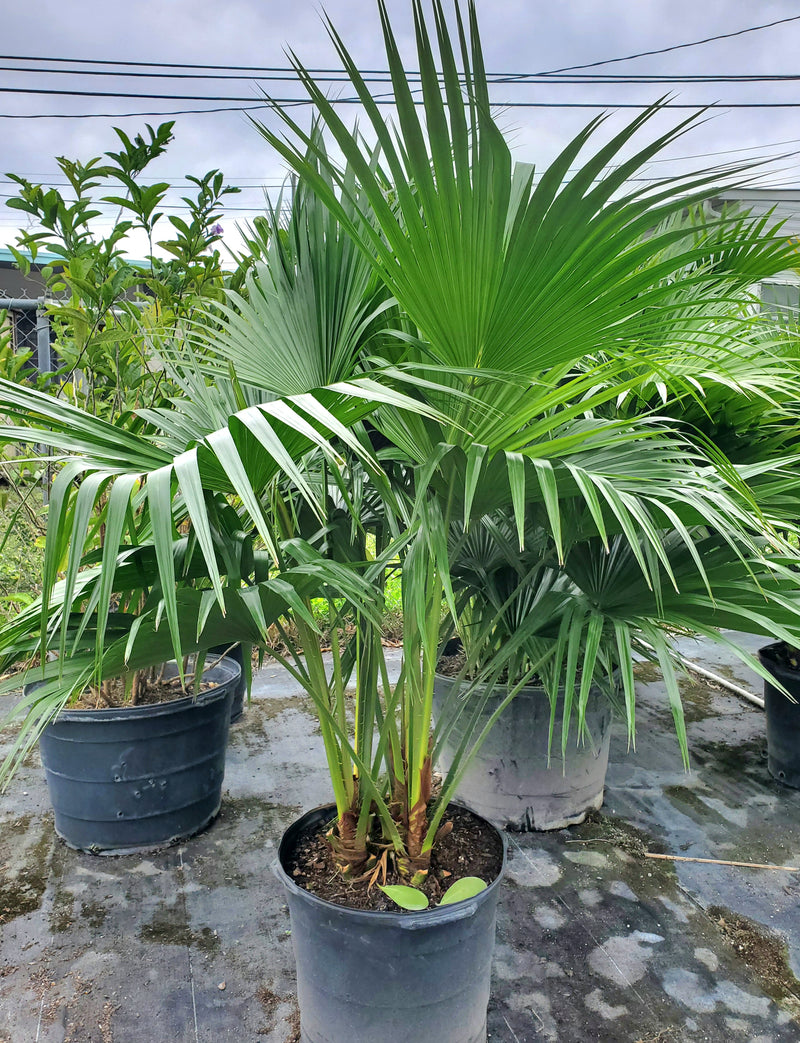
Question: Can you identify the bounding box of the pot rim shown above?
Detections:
[758,640,800,691]
[24,656,240,723]
[275,801,507,927]
[433,670,611,697]
[758,641,800,672]
[758,640,796,663]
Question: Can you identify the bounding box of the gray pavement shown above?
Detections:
[1,635,799,1042]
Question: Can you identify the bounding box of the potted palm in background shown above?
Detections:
[0,127,256,852]
[0,130,420,856]
[606,213,800,791]
[758,641,800,787]
[3,1,800,1040]
[434,208,800,830]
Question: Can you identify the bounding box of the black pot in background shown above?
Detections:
[758,641,800,789]
[210,643,247,722]
[275,804,507,1043]
[35,656,240,854]
[433,673,613,831]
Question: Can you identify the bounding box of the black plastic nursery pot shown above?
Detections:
[758,642,800,789]
[210,642,246,722]
[433,673,613,831]
[34,656,240,854]
[275,804,507,1043]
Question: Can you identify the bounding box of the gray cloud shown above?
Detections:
[1,0,798,248]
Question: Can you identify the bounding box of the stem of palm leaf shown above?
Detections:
[265,495,454,882]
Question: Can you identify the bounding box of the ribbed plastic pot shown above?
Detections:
[33,657,239,854]
[433,673,613,831]
[758,642,800,789]
[275,804,507,1043]
[210,643,246,722]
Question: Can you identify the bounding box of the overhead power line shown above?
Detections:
[0,190,278,212]
[1,13,798,79]
[0,13,797,120]
[0,86,327,102]
[4,94,800,119]
[2,64,800,86]
[10,135,800,181]
[1,177,798,215]
[0,104,269,119]
[0,56,364,72]
[534,13,800,76]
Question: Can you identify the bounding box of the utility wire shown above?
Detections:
[0,104,270,119]
[10,136,800,180]
[3,88,800,111]
[2,13,799,78]
[0,191,285,211]
[2,64,800,85]
[1,171,798,207]
[1,173,798,222]
[3,165,798,192]
[0,56,378,71]
[0,14,798,119]
[531,13,800,76]
[496,74,800,83]
[0,86,336,102]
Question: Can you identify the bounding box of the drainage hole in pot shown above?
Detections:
[117,811,124,818]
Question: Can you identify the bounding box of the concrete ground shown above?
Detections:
[1,632,799,1042]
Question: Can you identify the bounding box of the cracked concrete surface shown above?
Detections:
[1,635,799,1042]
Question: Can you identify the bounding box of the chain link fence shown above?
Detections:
[0,297,52,372]
[0,297,53,500]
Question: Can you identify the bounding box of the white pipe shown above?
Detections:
[678,657,765,710]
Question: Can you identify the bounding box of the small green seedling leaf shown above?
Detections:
[440,877,487,905]
[378,884,429,910]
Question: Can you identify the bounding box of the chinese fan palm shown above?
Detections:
[441,511,800,771]
[250,0,800,869]
[3,0,800,886]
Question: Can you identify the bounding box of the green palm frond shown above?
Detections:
[4,0,800,878]
[256,3,797,419]
[446,514,800,766]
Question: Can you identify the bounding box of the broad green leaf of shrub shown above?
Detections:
[378,884,429,910]
[440,877,487,905]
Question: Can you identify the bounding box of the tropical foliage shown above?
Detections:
[2,0,800,889]
[7,122,240,423]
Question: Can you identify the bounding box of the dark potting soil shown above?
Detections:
[761,642,800,672]
[437,652,544,687]
[71,671,217,710]
[436,651,468,678]
[284,804,504,912]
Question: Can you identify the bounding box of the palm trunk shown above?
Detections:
[397,754,433,879]
[327,806,369,875]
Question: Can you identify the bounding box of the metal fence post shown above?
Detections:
[36,306,51,374]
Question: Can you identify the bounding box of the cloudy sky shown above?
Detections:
[1,0,799,256]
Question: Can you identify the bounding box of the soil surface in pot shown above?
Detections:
[284,804,503,912]
[70,671,218,710]
[437,650,544,686]
[761,642,800,671]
